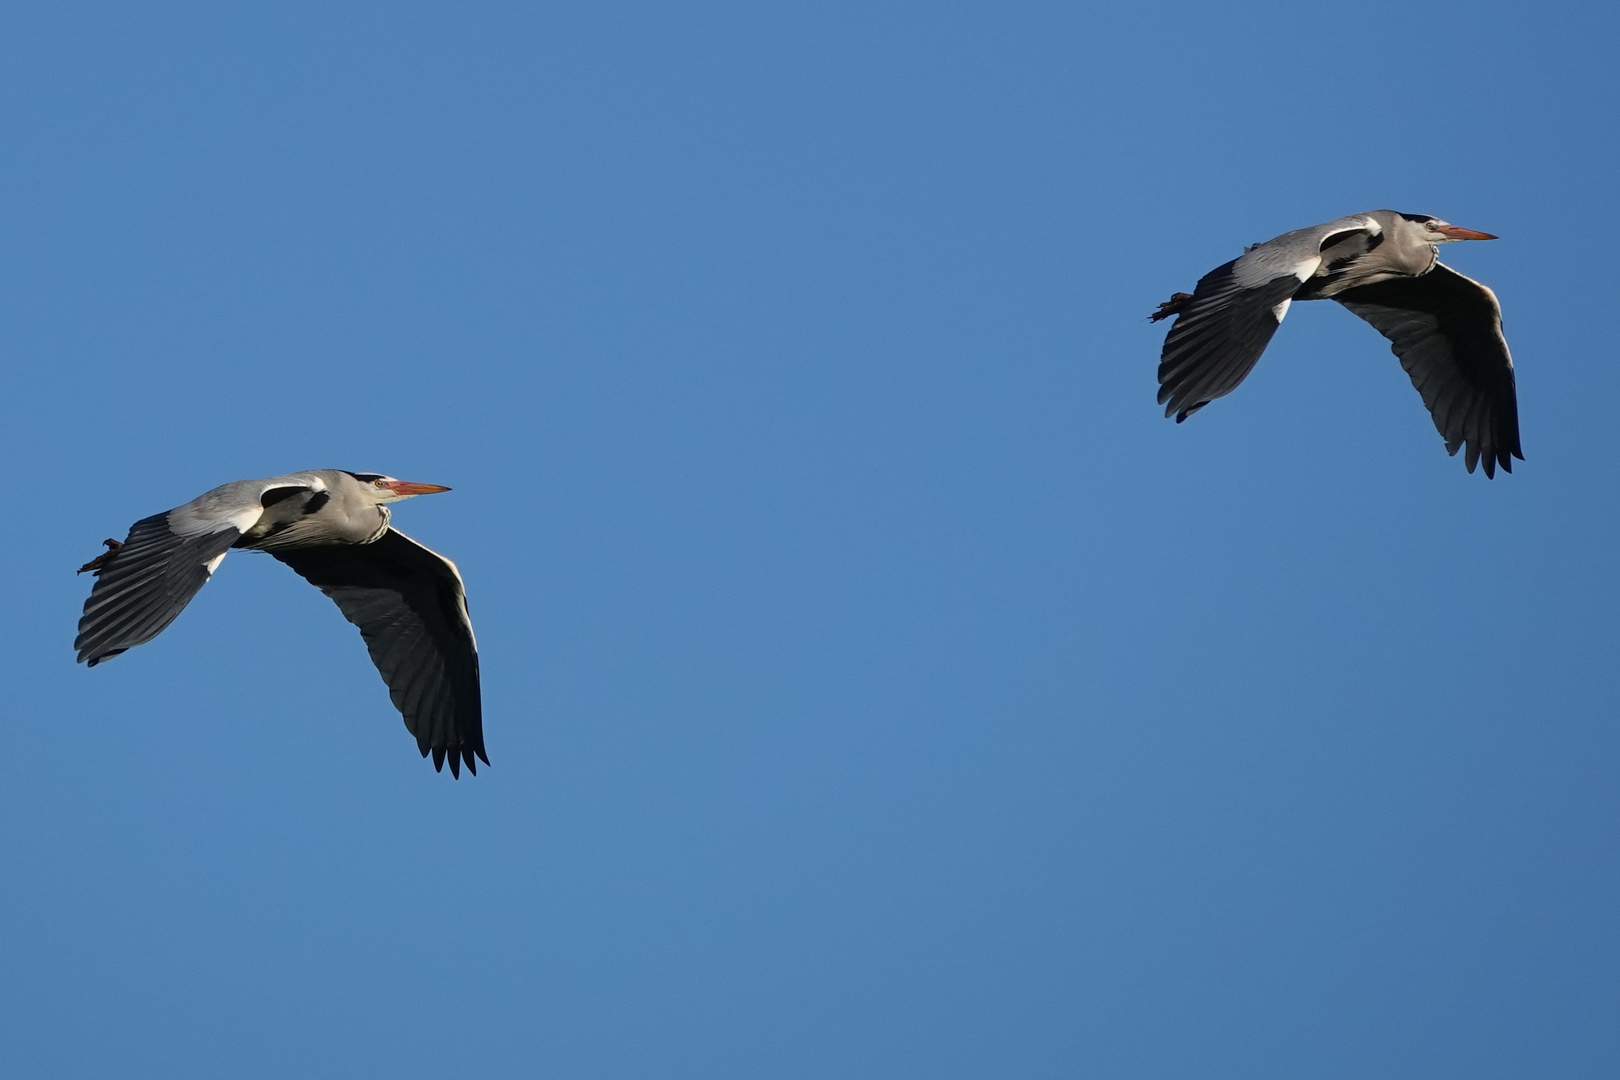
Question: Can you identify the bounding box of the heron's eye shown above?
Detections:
[374,479,386,488]
[1426,221,1439,231]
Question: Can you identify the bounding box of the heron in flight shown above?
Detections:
[1151,210,1522,476]
[75,470,487,777]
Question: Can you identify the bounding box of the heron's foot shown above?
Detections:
[1149,292,1194,322]
[77,538,123,575]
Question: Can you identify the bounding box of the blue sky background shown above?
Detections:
[2,2,1617,1077]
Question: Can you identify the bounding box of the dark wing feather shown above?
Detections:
[271,529,485,777]
[75,513,241,666]
[1334,263,1522,477]
[1157,259,1305,421]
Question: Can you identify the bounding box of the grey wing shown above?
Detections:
[75,476,317,665]
[270,528,485,777]
[1156,216,1381,421]
[1333,263,1522,477]
[75,512,245,665]
[1156,257,1306,421]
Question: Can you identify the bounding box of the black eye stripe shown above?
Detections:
[342,471,388,483]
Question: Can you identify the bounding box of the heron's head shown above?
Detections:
[1400,214,1497,244]
[345,472,452,504]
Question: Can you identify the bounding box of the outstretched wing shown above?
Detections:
[1155,215,1383,422]
[75,514,244,665]
[1156,259,1305,421]
[1334,263,1522,477]
[271,529,485,777]
[74,477,312,666]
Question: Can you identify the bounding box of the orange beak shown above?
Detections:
[381,480,451,496]
[1437,224,1497,240]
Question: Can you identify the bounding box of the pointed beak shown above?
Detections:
[1437,224,1497,241]
[381,480,451,497]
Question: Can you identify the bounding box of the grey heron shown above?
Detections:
[1151,210,1522,476]
[75,469,487,777]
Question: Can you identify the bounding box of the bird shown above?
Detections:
[74,469,487,777]
[1150,210,1522,476]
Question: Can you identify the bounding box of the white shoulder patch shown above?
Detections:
[169,475,320,538]
[169,501,264,537]
[1294,257,1321,282]
[1272,298,1292,323]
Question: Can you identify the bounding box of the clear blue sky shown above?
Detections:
[3,2,1617,1077]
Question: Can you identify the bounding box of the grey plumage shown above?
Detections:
[1152,210,1522,477]
[76,469,486,777]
